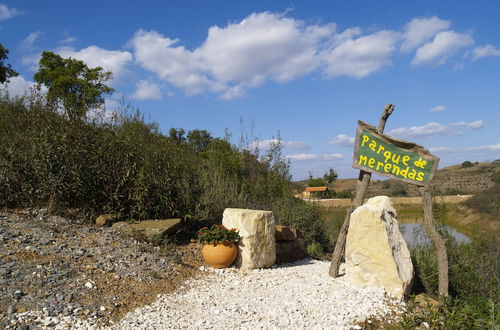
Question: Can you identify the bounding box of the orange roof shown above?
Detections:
[305,186,328,192]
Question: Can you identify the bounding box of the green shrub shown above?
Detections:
[404,235,499,328]
[336,191,354,199]
[390,181,408,196]
[464,181,500,215]
[306,242,324,259]
[272,196,328,249]
[491,171,500,183]
[462,160,473,168]
[0,93,328,250]
[399,197,499,328]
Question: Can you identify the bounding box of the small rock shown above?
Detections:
[84,282,93,289]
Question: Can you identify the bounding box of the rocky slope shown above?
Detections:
[0,210,204,329]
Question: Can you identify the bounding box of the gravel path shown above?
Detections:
[2,211,404,329]
[113,259,403,329]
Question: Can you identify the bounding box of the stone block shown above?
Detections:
[345,196,413,299]
[222,208,276,269]
[275,239,308,264]
[275,225,295,241]
[112,219,181,243]
[95,214,119,227]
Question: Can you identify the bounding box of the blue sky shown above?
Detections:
[1,1,499,180]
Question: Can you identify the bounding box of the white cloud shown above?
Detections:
[389,122,454,139]
[470,44,500,61]
[0,76,34,97]
[19,31,43,50]
[131,80,162,100]
[401,17,451,52]
[323,30,400,78]
[120,13,486,98]
[464,143,500,152]
[451,120,485,130]
[57,46,133,79]
[104,98,121,112]
[250,139,310,151]
[322,153,344,160]
[130,12,334,98]
[286,140,311,150]
[286,152,343,162]
[60,36,77,45]
[21,53,40,71]
[429,147,455,154]
[389,120,485,139]
[429,105,446,112]
[330,134,355,146]
[412,31,474,66]
[286,153,319,161]
[0,3,20,21]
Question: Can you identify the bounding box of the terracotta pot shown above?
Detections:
[201,241,238,268]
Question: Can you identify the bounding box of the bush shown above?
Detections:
[397,197,499,329]
[336,191,354,199]
[0,93,328,250]
[462,160,473,168]
[404,234,499,328]
[272,196,328,250]
[491,171,500,183]
[464,181,500,215]
[390,181,408,196]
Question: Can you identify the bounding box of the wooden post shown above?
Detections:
[419,185,449,296]
[329,104,395,277]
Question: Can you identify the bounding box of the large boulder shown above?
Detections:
[345,196,413,299]
[222,208,276,269]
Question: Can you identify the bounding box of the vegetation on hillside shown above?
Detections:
[0,52,327,251]
[464,170,500,215]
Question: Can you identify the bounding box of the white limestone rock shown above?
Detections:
[222,208,276,269]
[345,196,413,298]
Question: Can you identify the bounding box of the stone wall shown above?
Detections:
[275,226,308,264]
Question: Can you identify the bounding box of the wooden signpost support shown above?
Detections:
[329,104,394,277]
[419,185,449,297]
[329,104,449,297]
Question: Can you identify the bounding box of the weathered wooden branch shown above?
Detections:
[419,185,449,297]
[329,104,395,277]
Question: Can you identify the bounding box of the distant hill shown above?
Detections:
[295,161,500,197]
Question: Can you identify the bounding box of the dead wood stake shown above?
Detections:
[419,185,449,296]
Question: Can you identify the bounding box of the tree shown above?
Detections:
[169,128,186,143]
[461,161,473,168]
[323,167,338,183]
[187,129,212,152]
[0,43,18,84]
[308,177,326,187]
[33,51,114,121]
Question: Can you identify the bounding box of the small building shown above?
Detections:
[303,186,329,199]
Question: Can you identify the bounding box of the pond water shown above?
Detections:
[319,206,472,248]
[399,223,471,247]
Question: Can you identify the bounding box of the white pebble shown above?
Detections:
[111,259,403,329]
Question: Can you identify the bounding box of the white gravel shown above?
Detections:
[111,259,403,329]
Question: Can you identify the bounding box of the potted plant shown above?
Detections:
[198,225,241,268]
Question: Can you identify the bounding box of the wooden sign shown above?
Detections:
[353,120,439,186]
